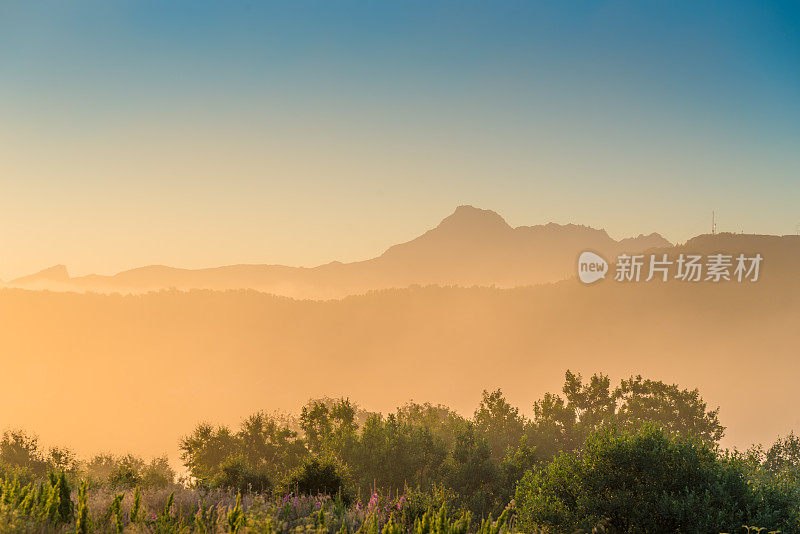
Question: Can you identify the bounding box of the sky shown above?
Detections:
[1,1,799,280]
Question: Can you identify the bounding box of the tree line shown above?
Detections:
[3,370,800,532]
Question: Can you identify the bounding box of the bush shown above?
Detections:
[211,455,272,493]
[284,457,349,502]
[515,424,796,533]
[0,430,48,480]
[85,453,176,489]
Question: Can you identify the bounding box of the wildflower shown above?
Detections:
[368,492,379,512]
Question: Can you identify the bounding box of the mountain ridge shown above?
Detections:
[7,205,675,297]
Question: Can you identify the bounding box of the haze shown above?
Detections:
[0,1,799,474]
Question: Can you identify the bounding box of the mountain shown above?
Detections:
[6,206,671,297]
[370,206,669,287]
[640,232,800,286]
[8,264,71,289]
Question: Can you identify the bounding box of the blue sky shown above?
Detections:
[0,1,798,278]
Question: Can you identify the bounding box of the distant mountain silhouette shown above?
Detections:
[7,264,71,289]
[9,206,674,297]
[638,232,800,286]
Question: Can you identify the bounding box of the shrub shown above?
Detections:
[211,455,272,493]
[107,455,143,488]
[284,457,349,502]
[515,424,795,533]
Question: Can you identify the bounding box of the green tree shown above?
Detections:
[212,455,272,492]
[285,457,349,502]
[47,446,77,474]
[351,413,446,492]
[238,411,307,478]
[182,412,306,490]
[529,371,725,461]
[473,389,527,463]
[397,401,468,452]
[300,398,359,458]
[441,423,498,517]
[0,430,48,478]
[614,374,724,443]
[108,454,144,488]
[496,435,537,513]
[180,423,239,486]
[141,455,176,487]
[765,432,800,475]
[516,424,790,533]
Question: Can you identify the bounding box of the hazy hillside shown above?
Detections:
[5,206,670,298]
[0,233,797,465]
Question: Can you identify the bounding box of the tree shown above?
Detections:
[238,411,307,478]
[181,412,307,489]
[0,430,48,478]
[528,392,578,460]
[180,423,238,486]
[213,455,272,492]
[515,424,790,533]
[441,423,498,517]
[285,457,349,502]
[108,454,144,488]
[396,401,467,451]
[496,435,537,515]
[47,446,77,474]
[473,389,527,463]
[300,398,359,458]
[141,455,176,487]
[764,432,800,475]
[614,375,724,443]
[529,371,725,460]
[350,413,446,492]
[528,372,615,460]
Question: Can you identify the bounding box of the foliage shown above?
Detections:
[181,411,306,490]
[350,412,447,494]
[515,424,795,533]
[1,370,797,532]
[529,370,725,460]
[441,424,498,518]
[285,457,350,502]
[0,430,49,480]
[0,480,513,533]
[212,454,273,493]
[84,453,175,489]
[75,480,90,534]
[300,399,359,458]
[474,390,527,463]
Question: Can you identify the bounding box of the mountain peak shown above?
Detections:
[616,233,672,250]
[437,205,511,232]
[10,264,70,286]
[32,264,69,280]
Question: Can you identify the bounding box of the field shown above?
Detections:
[1,372,798,533]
